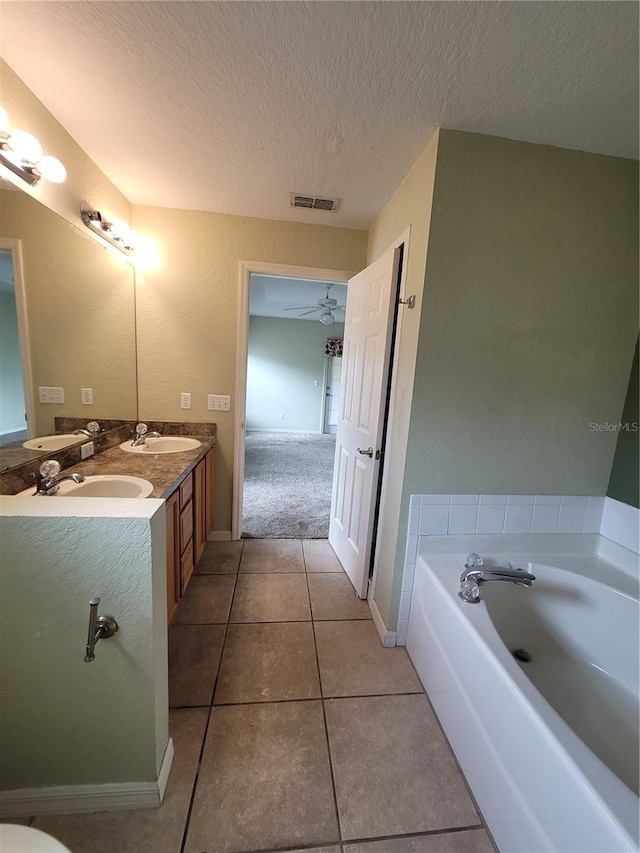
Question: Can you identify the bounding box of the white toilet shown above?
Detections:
[0,824,71,852]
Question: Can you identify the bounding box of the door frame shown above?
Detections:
[0,237,35,438]
[232,260,355,540]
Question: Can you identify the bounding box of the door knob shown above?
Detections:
[357,447,374,458]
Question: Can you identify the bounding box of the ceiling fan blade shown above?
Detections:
[283,305,317,311]
[298,308,321,316]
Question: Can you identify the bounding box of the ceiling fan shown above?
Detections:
[283,284,346,325]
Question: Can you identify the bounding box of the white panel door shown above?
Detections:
[329,247,399,598]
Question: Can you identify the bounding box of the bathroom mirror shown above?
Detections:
[0,186,137,472]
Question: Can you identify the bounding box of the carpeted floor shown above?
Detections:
[242,431,336,538]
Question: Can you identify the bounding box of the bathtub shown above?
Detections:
[406,536,639,853]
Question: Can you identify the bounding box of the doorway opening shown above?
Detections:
[241,273,347,538]
[233,262,355,540]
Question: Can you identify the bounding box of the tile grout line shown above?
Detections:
[304,549,344,848]
[178,541,244,853]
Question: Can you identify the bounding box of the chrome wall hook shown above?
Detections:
[84,597,119,663]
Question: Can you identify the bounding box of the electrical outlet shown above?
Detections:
[38,386,64,404]
[81,388,93,405]
[208,395,231,411]
[180,392,192,410]
[81,441,95,460]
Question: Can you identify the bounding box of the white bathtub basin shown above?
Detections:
[407,545,640,853]
[119,436,201,454]
[23,434,84,451]
[18,475,154,498]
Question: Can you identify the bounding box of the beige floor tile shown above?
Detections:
[215,622,320,704]
[34,709,207,853]
[195,540,243,574]
[239,538,304,572]
[230,573,311,622]
[303,539,345,573]
[315,620,423,697]
[325,694,479,840]
[343,829,494,852]
[308,573,371,620]
[174,575,236,624]
[169,624,225,707]
[184,701,339,853]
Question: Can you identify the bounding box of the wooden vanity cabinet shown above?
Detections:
[166,492,180,624]
[166,448,215,624]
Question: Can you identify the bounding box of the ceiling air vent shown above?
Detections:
[290,193,340,212]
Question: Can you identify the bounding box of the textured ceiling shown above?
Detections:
[0,1,637,228]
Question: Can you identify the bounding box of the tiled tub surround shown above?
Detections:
[405,532,639,853]
[398,493,639,644]
[0,421,216,497]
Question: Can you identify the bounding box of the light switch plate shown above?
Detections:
[81,388,93,405]
[180,392,192,409]
[208,394,231,411]
[38,386,64,404]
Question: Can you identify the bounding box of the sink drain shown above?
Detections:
[512,648,532,663]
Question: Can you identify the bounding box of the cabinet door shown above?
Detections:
[194,458,207,564]
[166,492,180,624]
[205,449,214,535]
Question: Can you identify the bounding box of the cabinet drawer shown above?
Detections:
[180,542,194,595]
[179,503,193,551]
[179,473,193,508]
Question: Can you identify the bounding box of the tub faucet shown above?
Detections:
[32,460,85,496]
[73,420,100,438]
[460,553,535,603]
[131,423,161,446]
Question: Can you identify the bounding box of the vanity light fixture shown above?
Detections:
[0,105,67,186]
[80,208,136,256]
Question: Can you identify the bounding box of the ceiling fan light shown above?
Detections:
[319,312,334,325]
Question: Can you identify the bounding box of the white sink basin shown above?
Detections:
[119,436,201,454]
[23,434,85,451]
[18,475,154,498]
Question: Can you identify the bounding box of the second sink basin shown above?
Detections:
[18,475,154,498]
[120,436,201,454]
[23,434,85,451]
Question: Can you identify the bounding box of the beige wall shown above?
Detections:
[366,133,440,629]
[1,60,131,229]
[133,205,367,531]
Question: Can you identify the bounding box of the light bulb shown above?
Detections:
[109,219,131,241]
[319,312,334,325]
[38,155,66,183]
[0,105,9,134]
[7,129,43,164]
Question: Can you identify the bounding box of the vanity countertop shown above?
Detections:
[45,437,214,499]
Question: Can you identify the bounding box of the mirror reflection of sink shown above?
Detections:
[23,434,85,451]
[18,475,154,498]
[119,437,201,454]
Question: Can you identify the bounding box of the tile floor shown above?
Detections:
[27,539,496,853]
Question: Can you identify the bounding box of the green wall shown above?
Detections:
[387,130,638,629]
[607,338,639,508]
[246,315,344,432]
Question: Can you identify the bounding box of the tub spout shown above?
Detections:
[460,563,536,603]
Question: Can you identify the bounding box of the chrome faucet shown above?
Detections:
[131,423,161,446]
[32,460,85,496]
[73,420,100,438]
[459,552,535,603]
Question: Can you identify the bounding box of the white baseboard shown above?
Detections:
[208,530,232,541]
[0,738,174,818]
[369,597,397,647]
